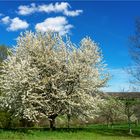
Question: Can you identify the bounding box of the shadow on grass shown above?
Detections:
[0,126,140,137]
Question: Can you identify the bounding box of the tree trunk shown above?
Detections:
[49,118,55,130]
[110,117,114,128]
[67,114,71,129]
[48,114,58,131]
[126,104,133,135]
[127,112,133,135]
[106,117,110,128]
[128,116,132,135]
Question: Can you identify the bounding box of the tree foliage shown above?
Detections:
[0,31,109,128]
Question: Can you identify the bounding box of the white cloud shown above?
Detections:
[1,16,29,31]
[17,2,83,17]
[64,9,83,17]
[38,2,69,13]
[18,3,37,15]
[35,16,73,35]
[1,16,10,24]
[8,17,29,31]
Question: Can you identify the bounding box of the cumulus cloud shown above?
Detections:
[38,2,68,13]
[35,16,73,35]
[1,16,29,31]
[18,3,36,15]
[17,2,83,17]
[8,17,29,31]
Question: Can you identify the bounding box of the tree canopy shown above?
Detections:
[0,31,109,129]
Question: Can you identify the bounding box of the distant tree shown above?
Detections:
[0,45,9,76]
[0,45,12,128]
[0,31,109,130]
[133,104,140,126]
[118,90,139,135]
[99,95,125,127]
[124,98,136,134]
[0,45,8,63]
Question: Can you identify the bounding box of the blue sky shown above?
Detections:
[0,1,140,92]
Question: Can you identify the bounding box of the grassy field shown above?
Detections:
[0,124,140,140]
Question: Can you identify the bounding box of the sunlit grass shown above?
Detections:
[0,124,140,140]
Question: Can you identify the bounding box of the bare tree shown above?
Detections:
[127,18,140,133]
[99,95,125,128]
[129,18,140,86]
[119,89,139,135]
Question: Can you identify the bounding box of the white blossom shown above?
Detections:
[0,31,109,123]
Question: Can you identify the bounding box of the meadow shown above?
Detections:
[0,124,140,140]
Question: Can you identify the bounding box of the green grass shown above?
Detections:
[0,124,140,140]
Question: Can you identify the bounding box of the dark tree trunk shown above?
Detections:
[106,117,110,128]
[48,114,58,131]
[110,117,114,128]
[67,114,71,129]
